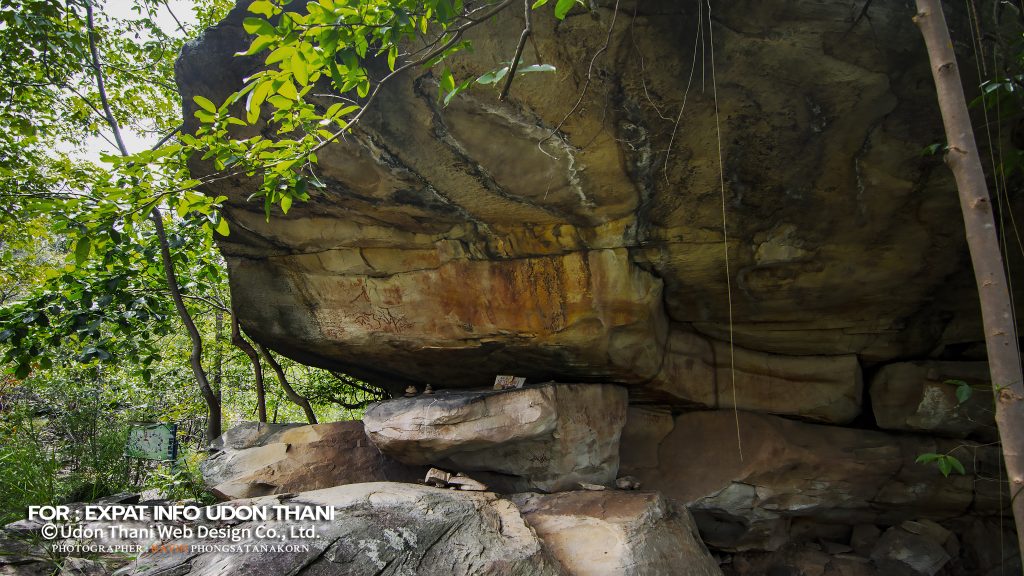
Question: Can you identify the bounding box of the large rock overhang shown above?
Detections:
[176,0,998,402]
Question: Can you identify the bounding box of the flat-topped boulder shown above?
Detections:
[363,383,627,492]
[512,491,723,576]
[202,421,422,500]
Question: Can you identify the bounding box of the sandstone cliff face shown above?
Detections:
[176,0,996,402]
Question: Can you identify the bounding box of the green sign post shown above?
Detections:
[126,423,177,461]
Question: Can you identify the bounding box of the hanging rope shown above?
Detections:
[664,1,703,184]
[706,0,743,462]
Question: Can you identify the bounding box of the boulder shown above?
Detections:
[869,523,951,576]
[0,532,49,576]
[201,421,422,500]
[725,543,878,576]
[58,558,107,576]
[958,517,1023,575]
[175,0,1004,397]
[363,383,627,492]
[633,411,997,551]
[512,491,723,576]
[116,483,563,576]
[870,361,994,439]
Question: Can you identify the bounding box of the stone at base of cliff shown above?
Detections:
[512,491,723,576]
[870,361,994,439]
[629,410,1000,551]
[201,421,423,500]
[363,383,627,492]
[115,483,563,576]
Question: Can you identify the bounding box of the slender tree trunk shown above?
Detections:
[915,0,1024,552]
[214,311,223,405]
[151,209,222,442]
[85,0,220,444]
[230,312,267,423]
[256,343,317,424]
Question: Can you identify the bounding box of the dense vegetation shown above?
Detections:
[0,0,576,525]
[0,0,392,523]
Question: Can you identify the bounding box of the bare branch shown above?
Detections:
[499,0,532,102]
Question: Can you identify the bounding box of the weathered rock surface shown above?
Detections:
[0,532,50,576]
[722,517,1019,576]
[512,491,723,576]
[201,421,423,500]
[116,483,564,576]
[640,332,862,422]
[869,521,953,576]
[631,410,1000,551]
[175,0,1001,396]
[363,384,627,492]
[618,406,674,474]
[710,342,862,423]
[870,362,994,439]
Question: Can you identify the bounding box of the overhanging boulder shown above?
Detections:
[174,0,995,398]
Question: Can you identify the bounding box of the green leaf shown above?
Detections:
[266,45,296,65]
[476,66,509,86]
[215,217,230,236]
[554,0,577,19]
[242,17,275,36]
[278,80,298,100]
[246,80,273,123]
[281,194,293,214]
[291,52,309,86]
[532,0,550,7]
[388,46,398,71]
[440,68,456,93]
[193,95,217,113]
[249,0,276,17]
[518,63,556,74]
[948,455,966,475]
[14,363,30,380]
[952,381,972,405]
[325,103,359,119]
[937,457,952,477]
[915,453,941,464]
[237,34,276,56]
[74,237,92,266]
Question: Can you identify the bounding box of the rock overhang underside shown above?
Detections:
[176,0,1013,410]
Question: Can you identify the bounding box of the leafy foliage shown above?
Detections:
[187,0,564,219]
[916,452,967,477]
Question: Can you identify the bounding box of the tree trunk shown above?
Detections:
[914,0,1024,552]
[256,343,318,424]
[150,209,222,443]
[230,311,267,423]
[214,311,223,405]
[85,0,220,444]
